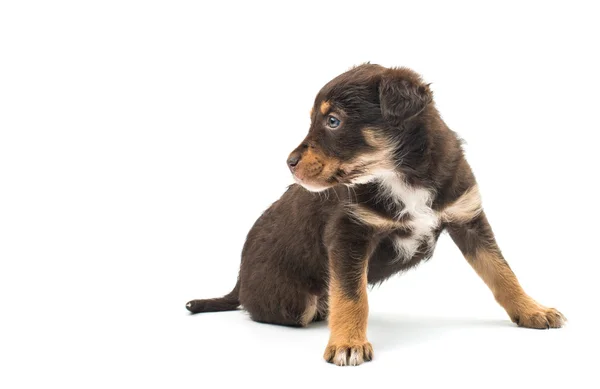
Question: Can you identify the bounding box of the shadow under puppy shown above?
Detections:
[186,64,565,366]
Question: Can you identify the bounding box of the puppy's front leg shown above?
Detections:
[448,211,566,328]
[323,217,374,366]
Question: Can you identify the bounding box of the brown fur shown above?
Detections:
[186,64,565,366]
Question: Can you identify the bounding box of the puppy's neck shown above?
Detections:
[380,171,433,206]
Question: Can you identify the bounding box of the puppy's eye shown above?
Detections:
[327,115,341,129]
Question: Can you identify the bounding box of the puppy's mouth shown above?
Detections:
[292,166,375,192]
[291,168,339,192]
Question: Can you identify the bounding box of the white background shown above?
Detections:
[1,1,599,388]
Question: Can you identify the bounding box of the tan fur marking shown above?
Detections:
[320,101,331,115]
[339,129,396,185]
[361,128,388,148]
[441,185,483,223]
[300,295,318,326]
[301,148,321,165]
[309,107,314,117]
[468,249,565,328]
[324,262,373,366]
[327,271,368,344]
[295,148,324,179]
[295,147,341,185]
[348,205,407,230]
[350,149,394,169]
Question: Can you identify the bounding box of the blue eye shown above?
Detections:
[327,115,341,129]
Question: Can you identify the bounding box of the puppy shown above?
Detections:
[186,64,565,366]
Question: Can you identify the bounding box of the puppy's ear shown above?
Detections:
[379,69,432,124]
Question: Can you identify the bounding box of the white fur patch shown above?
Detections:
[348,349,363,366]
[392,237,422,262]
[377,172,440,262]
[333,352,348,366]
[294,177,330,193]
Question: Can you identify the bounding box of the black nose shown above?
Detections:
[287,152,301,171]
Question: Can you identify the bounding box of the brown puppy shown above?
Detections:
[186,64,565,366]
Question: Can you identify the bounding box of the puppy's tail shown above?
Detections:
[185,278,240,314]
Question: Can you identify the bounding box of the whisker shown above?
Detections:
[332,188,341,202]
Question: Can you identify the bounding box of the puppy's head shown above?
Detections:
[287,64,433,192]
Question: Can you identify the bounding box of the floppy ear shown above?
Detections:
[379,70,432,124]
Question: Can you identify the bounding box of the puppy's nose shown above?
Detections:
[287,152,302,171]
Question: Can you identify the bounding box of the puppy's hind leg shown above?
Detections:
[313,295,329,322]
[447,211,566,329]
[241,280,321,328]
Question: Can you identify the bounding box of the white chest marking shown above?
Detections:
[378,173,440,262]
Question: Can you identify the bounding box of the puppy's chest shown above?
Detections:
[356,178,441,261]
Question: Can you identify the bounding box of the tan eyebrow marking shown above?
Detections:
[310,107,314,117]
[320,101,331,115]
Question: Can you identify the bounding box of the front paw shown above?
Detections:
[323,341,373,366]
[512,306,566,329]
